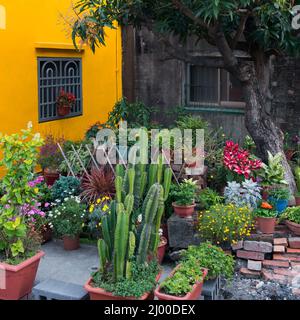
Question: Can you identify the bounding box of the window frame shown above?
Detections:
[185,64,246,110]
[37,57,83,123]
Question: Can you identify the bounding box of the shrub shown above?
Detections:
[48,196,87,238]
[197,188,223,210]
[51,176,81,201]
[224,180,262,209]
[170,179,197,206]
[280,207,300,224]
[198,204,254,245]
[181,242,235,280]
[81,167,115,204]
[38,134,64,171]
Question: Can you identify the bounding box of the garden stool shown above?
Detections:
[202,276,221,300]
[32,279,89,300]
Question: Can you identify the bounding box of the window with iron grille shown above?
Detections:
[38,58,82,122]
[186,65,245,109]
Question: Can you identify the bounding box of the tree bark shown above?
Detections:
[239,60,297,194]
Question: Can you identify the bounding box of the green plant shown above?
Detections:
[197,188,223,210]
[181,242,235,280]
[51,176,81,202]
[254,202,277,218]
[294,166,300,194]
[280,207,300,224]
[269,186,290,201]
[38,134,64,171]
[198,204,254,245]
[170,179,197,206]
[92,259,159,298]
[92,161,172,292]
[48,196,87,237]
[224,180,262,209]
[259,151,288,187]
[160,259,205,297]
[0,124,44,262]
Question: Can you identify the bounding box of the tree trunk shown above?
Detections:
[239,60,297,194]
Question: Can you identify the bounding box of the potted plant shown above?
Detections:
[268,186,290,214]
[294,166,300,206]
[154,259,208,300]
[38,135,64,186]
[196,188,223,210]
[84,163,172,300]
[48,196,87,251]
[199,204,254,246]
[157,229,167,265]
[180,242,235,281]
[0,124,45,300]
[171,179,197,218]
[259,151,288,200]
[254,202,277,234]
[280,207,300,235]
[56,88,76,116]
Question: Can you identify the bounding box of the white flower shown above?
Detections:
[159,228,163,237]
[137,214,143,223]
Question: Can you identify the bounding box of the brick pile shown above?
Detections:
[233,237,300,297]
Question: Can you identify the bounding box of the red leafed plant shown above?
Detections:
[81,166,115,204]
[223,141,262,180]
[57,88,76,106]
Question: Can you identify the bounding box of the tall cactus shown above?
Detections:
[136,184,162,264]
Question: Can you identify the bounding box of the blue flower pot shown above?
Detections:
[268,197,288,215]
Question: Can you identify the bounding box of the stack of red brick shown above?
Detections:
[233,237,300,296]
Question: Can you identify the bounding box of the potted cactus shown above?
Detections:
[84,162,172,300]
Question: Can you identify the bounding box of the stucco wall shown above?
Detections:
[0,0,122,140]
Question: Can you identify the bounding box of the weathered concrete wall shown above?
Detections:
[122,27,299,141]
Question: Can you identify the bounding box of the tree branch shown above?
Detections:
[171,0,210,30]
[231,12,250,49]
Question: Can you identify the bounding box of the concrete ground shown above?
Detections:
[36,240,173,287]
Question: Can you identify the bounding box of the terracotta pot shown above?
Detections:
[57,104,71,116]
[43,169,59,186]
[85,273,161,300]
[154,264,208,301]
[0,251,45,300]
[63,235,80,251]
[41,225,53,244]
[161,223,169,242]
[257,217,276,234]
[172,202,196,218]
[157,237,168,264]
[285,220,300,236]
[295,196,300,206]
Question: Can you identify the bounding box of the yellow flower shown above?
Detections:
[89,204,95,213]
[96,198,101,204]
[34,188,39,194]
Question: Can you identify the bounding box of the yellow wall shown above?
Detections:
[0,0,122,141]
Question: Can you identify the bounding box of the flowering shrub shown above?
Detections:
[38,134,64,171]
[87,196,111,237]
[56,89,76,107]
[51,176,81,202]
[223,141,262,180]
[48,196,87,238]
[198,204,254,245]
[0,124,44,262]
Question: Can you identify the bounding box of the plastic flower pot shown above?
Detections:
[157,237,168,264]
[268,197,288,214]
[172,202,196,218]
[63,235,80,251]
[57,104,71,116]
[43,169,60,186]
[0,251,45,300]
[154,264,208,301]
[257,217,276,234]
[285,220,300,236]
[84,272,161,300]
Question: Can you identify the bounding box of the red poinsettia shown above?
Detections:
[223,140,262,179]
